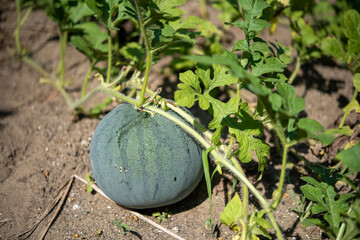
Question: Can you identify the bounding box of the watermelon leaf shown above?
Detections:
[175,64,238,143]
[300,177,354,234]
[335,141,360,171]
[229,103,269,166]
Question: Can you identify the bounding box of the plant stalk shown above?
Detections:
[58,29,68,87]
[147,106,265,205]
[106,30,112,84]
[14,0,22,54]
[81,62,95,98]
[288,56,301,84]
[339,89,359,128]
[272,144,289,208]
[199,0,207,20]
[21,55,49,76]
[147,105,283,239]
[14,0,32,55]
[234,82,249,223]
[134,0,152,106]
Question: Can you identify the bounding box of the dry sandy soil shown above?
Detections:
[0,1,356,239]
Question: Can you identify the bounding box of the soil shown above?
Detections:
[0,1,356,240]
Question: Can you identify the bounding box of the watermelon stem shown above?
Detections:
[134,0,153,107]
[147,105,283,239]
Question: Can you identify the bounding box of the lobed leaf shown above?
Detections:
[175,64,238,141]
[70,22,107,62]
[85,0,133,30]
[251,57,287,77]
[277,83,304,115]
[342,197,360,240]
[231,0,271,39]
[300,177,354,233]
[335,141,360,171]
[229,103,269,165]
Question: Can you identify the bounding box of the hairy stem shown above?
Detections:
[267,211,284,240]
[81,62,95,98]
[234,82,249,222]
[14,0,22,54]
[106,30,112,84]
[14,0,32,55]
[21,55,49,76]
[58,29,68,87]
[147,105,282,238]
[272,144,289,208]
[134,0,152,106]
[339,89,359,128]
[147,106,265,205]
[288,56,301,84]
[199,0,207,20]
[258,96,287,145]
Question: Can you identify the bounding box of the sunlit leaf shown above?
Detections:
[335,141,360,171]
[220,193,242,226]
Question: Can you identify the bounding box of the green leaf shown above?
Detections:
[301,176,326,190]
[68,1,93,23]
[342,198,360,240]
[85,0,131,30]
[268,93,282,111]
[343,10,360,43]
[120,223,130,232]
[297,118,324,139]
[297,18,318,46]
[297,119,353,146]
[270,40,292,65]
[154,0,186,16]
[252,57,287,77]
[208,97,238,131]
[231,0,271,39]
[175,64,238,142]
[300,184,324,204]
[229,103,270,164]
[354,73,360,92]
[119,42,145,63]
[343,98,360,116]
[301,218,323,227]
[113,219,129,235]
[249,210,272,239]
[184,54,247,79]
[174,70,201,108]
[70,22,107,62]
[321,37,345,61]
[86,185,93,192]
[310,165,343,187]
[198,64,238,92]
[300,178,354,233]
[335,141,360,171]
[316,126,353,146]
[220,193,242,226]
[89,98,113,115]
[85,173,92,182]
[276,83,305,116]
[233,39,249,52]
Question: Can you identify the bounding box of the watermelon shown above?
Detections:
[90,103,203,209]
